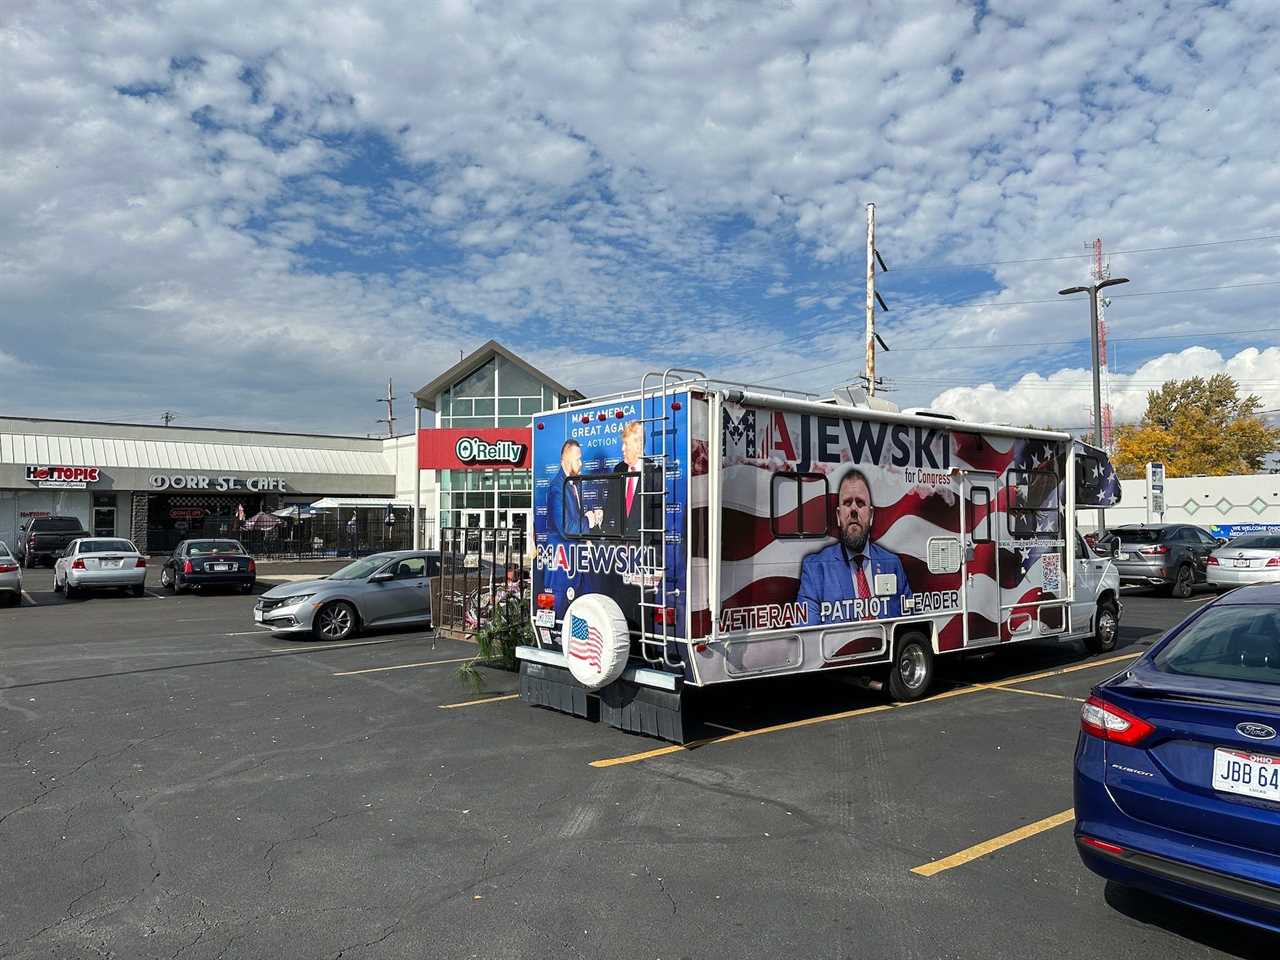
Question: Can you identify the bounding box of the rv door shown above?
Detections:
[963,473,1001,645]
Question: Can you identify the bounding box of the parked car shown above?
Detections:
[1074,583,1280,933]
[1102,523,1221,597]
[0,540,22,606]
[54,538,147,598]
[255,550,439,641]
[1207,533,1280,591]
[161,539,256,594]
[15,516,88,568]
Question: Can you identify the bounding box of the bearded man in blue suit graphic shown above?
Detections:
[797,469,912,625]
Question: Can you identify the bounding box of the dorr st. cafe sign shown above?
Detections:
[148,473,288,492]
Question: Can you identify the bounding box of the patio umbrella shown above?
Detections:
[241,510,284,531]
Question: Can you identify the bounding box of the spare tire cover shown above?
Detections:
[560,593,631,690]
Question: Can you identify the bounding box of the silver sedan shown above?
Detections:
[255,550,438,641]
[55,538,148,598]
[1207,533,1280,589]
[0,540,22,607]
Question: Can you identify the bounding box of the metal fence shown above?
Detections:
[434,525,530,640]
[147,513,418,560]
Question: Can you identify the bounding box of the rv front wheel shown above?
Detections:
[1085,600,1119,654]
[887,632,934,702]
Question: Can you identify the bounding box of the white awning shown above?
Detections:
[309,497,415,509]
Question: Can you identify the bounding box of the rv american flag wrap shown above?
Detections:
[699,403,1072,673]
[568,614,604,669]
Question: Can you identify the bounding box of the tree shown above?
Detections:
[1112,374,1280,479]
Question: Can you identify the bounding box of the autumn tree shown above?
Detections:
[1111,374,1280,479]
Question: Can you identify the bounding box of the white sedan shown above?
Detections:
[55,538,148,598]
[1207,533,1280,589]
[0,540,21,607]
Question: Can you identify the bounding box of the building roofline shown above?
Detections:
[413,340,579,410]
[0,414,393,443]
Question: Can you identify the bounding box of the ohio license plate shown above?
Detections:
[104,559,123,568]
[534,609,555,628]
[1213,747,1280,802]
[211,563,232,572]
[1115,552,1129,560]
[254,610,264,623]
[1233,559,1251,568]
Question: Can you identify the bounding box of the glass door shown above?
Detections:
[92,495,116,538]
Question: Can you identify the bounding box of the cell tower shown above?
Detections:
[1088,238,1115,449]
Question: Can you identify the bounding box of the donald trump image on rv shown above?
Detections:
[797,468,912,625]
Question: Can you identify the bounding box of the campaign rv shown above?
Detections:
[519,373,1122,742]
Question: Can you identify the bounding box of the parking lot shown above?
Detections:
[2,574,1277,960]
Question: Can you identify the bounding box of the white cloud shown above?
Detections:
[0,0,1277,431]
[930,347,1280,429]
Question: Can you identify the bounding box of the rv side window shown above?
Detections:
[1076,453,1103,501]
[770,473,830,538]
[1006,469,1060,538]
[562,473,646,541]
[969,488,992,543]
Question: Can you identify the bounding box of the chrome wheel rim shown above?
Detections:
[319,605,352,639]
[1176,566,1192,595]
[899,645,928,690]
[1098,611,1117,645]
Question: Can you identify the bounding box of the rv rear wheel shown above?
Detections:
[887,632,934,702]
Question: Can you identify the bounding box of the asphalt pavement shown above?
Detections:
[1,578,1276,960]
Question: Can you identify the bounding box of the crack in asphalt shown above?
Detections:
[332,920,401,959]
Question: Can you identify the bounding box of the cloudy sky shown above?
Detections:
[3,0,1278,436]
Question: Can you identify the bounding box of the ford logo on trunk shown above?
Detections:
[1237,722,1277,741]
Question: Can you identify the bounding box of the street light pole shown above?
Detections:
[1059,276,1129,532]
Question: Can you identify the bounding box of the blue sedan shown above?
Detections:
[1074,583,1280,933]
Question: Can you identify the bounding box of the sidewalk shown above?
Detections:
[254,559,350,582]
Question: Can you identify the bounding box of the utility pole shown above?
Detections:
[376,378,397,438]
[865,202,876,396]
[862,203,891,396]
[161,411,176,427]
[1059,273,1130,532]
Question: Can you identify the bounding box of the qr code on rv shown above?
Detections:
[1041,553,1060,594]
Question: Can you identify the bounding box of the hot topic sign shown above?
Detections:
[26,465,100,488]
[418,427,531,470]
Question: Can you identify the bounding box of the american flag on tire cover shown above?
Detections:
[569,614,603,669]
[703,406,1074,654]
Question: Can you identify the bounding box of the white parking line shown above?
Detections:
[145,591,166,599]
[21,591,37,606]
[333,656,474,676]
[269,637,414,654]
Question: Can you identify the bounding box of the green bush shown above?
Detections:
[457,589,532,691]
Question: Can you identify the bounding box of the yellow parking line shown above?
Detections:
[911,808,1075,877]
[981,685,1084,703]
[439,693,520,709]
[589,652,1140,768]
[333,656,474,676]
[589,703,896,768]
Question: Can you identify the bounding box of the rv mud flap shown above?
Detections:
[599,678,692,744]
[519,660,599,721]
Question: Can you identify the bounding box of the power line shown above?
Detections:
[572,281,1280,395]
[884,233,1280,275]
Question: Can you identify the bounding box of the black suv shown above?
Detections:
[1102,523,1222,597]
[15,516,88,568]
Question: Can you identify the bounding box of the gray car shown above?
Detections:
[1102,523,1220,597]
[255,550,440,641]
[0,540,22,607]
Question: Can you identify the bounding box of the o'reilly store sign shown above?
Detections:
[148,474,289,493]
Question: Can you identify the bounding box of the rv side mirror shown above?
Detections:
[1109,540,1121,558]
[1216,537,1228,546]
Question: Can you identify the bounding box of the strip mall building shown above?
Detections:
[0,341,572,554]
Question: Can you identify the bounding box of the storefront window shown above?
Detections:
[453,359,496,398]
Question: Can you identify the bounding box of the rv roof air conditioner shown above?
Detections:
[831,385,900,413]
